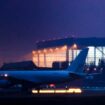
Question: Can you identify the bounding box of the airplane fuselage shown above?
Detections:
[0,70,70,85]
[0,48,89,89]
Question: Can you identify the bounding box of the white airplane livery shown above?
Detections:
[0,48,89,91]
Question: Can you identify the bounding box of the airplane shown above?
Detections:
[0,48,89,92]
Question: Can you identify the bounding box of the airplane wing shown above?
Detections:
[86,73,102,76]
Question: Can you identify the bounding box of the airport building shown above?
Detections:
[32,37,105,70]
[1,37,105,88]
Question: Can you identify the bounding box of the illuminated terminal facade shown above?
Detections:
[32,37,105,68]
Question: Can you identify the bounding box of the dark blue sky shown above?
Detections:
[0,0,105,65]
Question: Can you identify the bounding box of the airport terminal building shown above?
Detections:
[1,37,105,88]
[32,37,105,70]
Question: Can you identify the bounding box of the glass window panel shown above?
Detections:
[68,49,72,62]
[39,54,44,67]
[86,46,95,65]
[103,47,105,58]
[68,49,80,63]
[96,47,103,65]
[45,48,66,67]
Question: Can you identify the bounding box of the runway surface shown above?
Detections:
[0,88,105,105]
[0,94,105,105]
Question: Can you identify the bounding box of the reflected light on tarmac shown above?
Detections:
[32,90,38,93]
[39,90,55,93]
[68,88,82,93]
[55,90,67,93]
[32,88,82,94]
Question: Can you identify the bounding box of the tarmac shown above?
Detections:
[0,89,105,105]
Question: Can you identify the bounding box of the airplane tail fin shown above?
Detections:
[67,48,89,73]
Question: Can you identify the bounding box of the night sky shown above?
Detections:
[0,0,105,66]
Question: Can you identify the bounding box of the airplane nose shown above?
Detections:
[0,74,8,79]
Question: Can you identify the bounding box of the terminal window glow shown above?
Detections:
[33,47,67,67]
[87,46,104,65]
[39,54,44,67]
[46,50,66,67]
[96,47,103,65]
[33,46,105,67]
[103,47,105,58]
[33,54,38,66]
[68,49,80,62]
[87,46,95,64]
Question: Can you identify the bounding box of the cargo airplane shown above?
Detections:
[0,48,88,92]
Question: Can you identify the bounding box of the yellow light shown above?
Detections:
[67,89,74,93]
[38,50,41,53]
[49,48,53,52]
[32,90,38,93]
[39,90,55,93]
[43,49,47,53]
[67,88,82,93]
[32,88,82,94]
[74,44,77,48]
[74,89,82,93]
[62,45,67,50]
[32,51,36,54]
[55,90,66,93]
[55,48,59,51]
[72,44,77,49]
